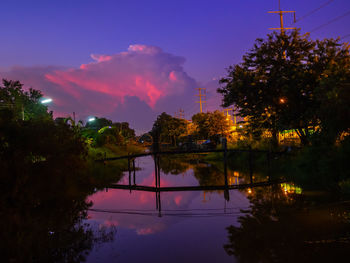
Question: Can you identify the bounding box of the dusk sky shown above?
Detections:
[1,0,349,134]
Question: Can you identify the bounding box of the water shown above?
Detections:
[86,156,250,262]
[3,154,350,262]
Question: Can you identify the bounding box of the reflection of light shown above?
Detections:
[281,183,302,194]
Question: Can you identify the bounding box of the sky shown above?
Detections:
[1,0,350,134]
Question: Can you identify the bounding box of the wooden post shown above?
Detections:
[248,146,253,184]
[133,159,136,185]
[157,191,162,217]
[128,155,131,193]
[154,154,158,188]
[267,150,271,181]
[157,156,161,187]
[223,138,230,201]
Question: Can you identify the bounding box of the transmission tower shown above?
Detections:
[196,88,206,113]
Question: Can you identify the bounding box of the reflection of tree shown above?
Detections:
[158,155,192,175]
[193,164,225,186]
[0,166,116,262]
[224,186,350,262]
[0,118,116,262]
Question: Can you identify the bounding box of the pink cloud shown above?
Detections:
[44,44,192,109]
[0,45,206,133]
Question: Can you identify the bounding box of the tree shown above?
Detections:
[192,111,231,144]
[150,112,188,147]
[112,122,136,140]
[85,117,112,130]
[0,79,51,121]
[218,31,350,146]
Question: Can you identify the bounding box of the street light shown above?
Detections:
[41,98,53,104]
[88,117,96,122]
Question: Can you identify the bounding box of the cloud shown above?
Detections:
[0,45,223,133]
[45,44,195,110]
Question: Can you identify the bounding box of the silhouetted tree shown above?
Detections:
[218,31,350,146]
[192,111,231,144]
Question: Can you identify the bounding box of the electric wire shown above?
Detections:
[340,33,350,40]
[294,0,336,24]
[310,9,350,33]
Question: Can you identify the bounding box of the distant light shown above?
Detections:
[88,117,96,122]
[239,125,243,128]
[279,98,286,104]
[41,98,52,104]
[248,188,252,194]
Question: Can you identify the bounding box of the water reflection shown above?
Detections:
[224,185,350,262]
[0,161,117,262]
[86,156,253,262]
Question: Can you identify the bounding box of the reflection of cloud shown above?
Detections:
[88,171,198,235]
[0,45,198,133]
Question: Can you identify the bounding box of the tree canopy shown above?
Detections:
[192,110,231,143]
[150,112,188,146]
[0,79,51,121]
[218,31,350,145]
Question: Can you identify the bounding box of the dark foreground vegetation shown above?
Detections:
[0,80,141,261]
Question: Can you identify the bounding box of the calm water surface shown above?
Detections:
[85,156,250,262]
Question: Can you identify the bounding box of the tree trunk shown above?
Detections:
[271,128,279,149]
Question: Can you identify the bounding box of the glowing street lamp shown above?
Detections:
[88,117,96,122]
[41,98,53,104]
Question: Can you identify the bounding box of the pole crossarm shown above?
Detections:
[269,27,296,30]
[268,11,295,13]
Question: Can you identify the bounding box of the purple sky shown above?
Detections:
[1,0,349,133]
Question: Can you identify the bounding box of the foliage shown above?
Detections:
[82,119,136,148]
[150,112,188,146]
[0,79,51,121]
[85,117,112,130]
[218,30,350,146]
[224,186,350,262]
[192,110,231,144]
[284,135,350,191]
[113,122,136,140]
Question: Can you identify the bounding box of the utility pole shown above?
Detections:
[223,108,233,119]
[196,88,206,113]
[178,108,184,119]
[268,0,296,35]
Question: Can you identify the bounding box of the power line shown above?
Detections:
[310,9,350,33]
[294,0,335,24]
[340,33,350,40]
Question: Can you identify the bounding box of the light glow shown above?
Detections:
[41,98,52,104]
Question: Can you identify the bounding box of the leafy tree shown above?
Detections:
[113,122,136,140]
[192,111,231,144]
[150,112,188,147]
[218,31,350,146]
[0,79,51,120]
[85,117,112,130]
